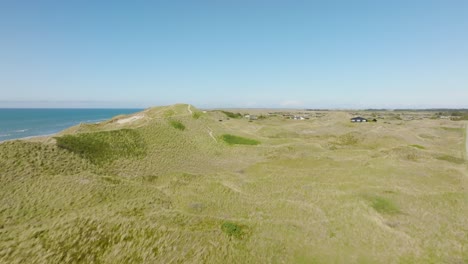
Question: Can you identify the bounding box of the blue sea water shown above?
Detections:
[0,109,143,141]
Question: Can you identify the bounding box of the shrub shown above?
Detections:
[169,120,186,131]
[221,134,260,145]
[221,111,242,119]
[221,222,244,238]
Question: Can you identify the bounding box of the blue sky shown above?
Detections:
[1,1,467,108]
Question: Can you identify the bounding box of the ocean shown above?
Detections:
[0,108,143,142]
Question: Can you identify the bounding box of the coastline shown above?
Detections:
[0,119,105,144]
[0,133,57,144]
[0,108,142,144]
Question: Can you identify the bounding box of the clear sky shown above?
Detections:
[1,1,467,108]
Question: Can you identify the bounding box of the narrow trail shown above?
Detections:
[187,104,216,143]
[207,127,217,143]
[187,104,192,115]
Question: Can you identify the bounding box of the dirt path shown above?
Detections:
[187,104,192,115]
[207,127,217,142]
[208,130,217,142]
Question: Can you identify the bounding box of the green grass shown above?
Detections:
[221,222,245,239]
[55,129,146,164]
[368,196,400,214]
[169,120,186,131]
[221,134,260,145]
[221,111,243,119]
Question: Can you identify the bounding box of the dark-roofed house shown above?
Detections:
[351,117,368,122]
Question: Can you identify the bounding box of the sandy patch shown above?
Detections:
[117,115,144,124]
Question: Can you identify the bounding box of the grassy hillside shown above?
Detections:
[0,105,467,263]
[55,129,146,164]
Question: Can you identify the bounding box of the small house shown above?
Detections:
[351,117,368,122]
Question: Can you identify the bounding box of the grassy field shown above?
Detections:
[0,104,467,263]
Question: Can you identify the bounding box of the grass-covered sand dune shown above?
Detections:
[0,104,467,263]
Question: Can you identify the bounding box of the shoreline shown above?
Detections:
[0,118,112,144]
[0,108,142,144]
[0,133,57,144]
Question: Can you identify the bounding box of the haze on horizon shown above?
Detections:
[1,1,467,109]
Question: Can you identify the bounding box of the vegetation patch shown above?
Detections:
[409,144,425,149]
[169,120,186,131]
[192,111,202,119]
[35,218,128,263]
[0,141,92,178]
[221,111,243,119]
[367,196,400,214]
[336,133,359,146]
[221,222,245,239]
[221,134,260,145]
[436,155,465,164]
[55,129,146,164]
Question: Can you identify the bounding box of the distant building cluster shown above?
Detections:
[282,114,310,120]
